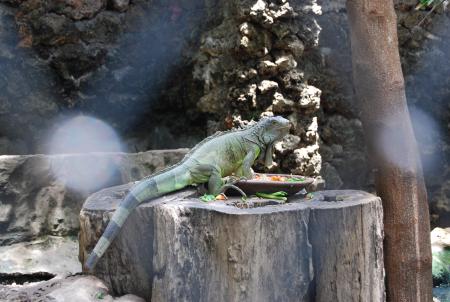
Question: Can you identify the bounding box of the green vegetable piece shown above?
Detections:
[287,177,305,182]
[271,191,288,197]
[306,193,314,199]
[200,194,216,202]
[95,292,105,300]
[255,192,287,201]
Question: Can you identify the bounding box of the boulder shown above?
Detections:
[431,227,450,287]
[0,275,145,301]
[0,236,80,277]
[0,149,187,245]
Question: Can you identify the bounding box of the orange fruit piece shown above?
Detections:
[215,194,227,200]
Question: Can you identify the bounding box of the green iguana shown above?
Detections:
[85,116,291,270]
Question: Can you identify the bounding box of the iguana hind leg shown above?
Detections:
[190,164,223,195]
[191,163,247,198]
[210,171,247,198]
[206,166,225,195]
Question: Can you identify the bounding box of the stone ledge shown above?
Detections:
[0,149,188,245]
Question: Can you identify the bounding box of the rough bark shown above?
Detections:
[79,185,384,301]
[345,0,433,301]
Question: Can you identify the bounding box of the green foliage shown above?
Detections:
[419,0,435,7]
[416,0,444,10]
[415,0,445,26]
[433,248,450,286]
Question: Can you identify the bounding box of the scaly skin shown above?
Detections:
[85,116,290,270]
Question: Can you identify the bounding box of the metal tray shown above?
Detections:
[233,173,314,196]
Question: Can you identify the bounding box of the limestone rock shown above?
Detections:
[48,276,145,301]
[258,60,278,76]
[0,275,145,301]
[198,89,226,113]
[277,134,301,153]
[75,11,123,44]
[287,146,322,176]
[60,0,107,20]
[431,227,450,247]
[275,53,297,71]
[0,236,81,276]
[298,85,321,109]
[274,34,305,58]
[238,22,272,57]
[0,149,187,245]
[272,92,295,113]
[31,13,76,46]
[257,80,278,94]
[111,0,129,12]
[279,69,305,92]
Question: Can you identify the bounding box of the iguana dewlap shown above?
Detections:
[85,116,291,270]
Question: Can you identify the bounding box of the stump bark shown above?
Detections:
[79,185,385,302]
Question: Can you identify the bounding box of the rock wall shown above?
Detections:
[193,0,322,178]
[0,0,217,153]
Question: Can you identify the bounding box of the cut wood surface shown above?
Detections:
[79,184,384,302]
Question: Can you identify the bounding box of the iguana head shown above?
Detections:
[253,116,291,168]
[257,116,291,144]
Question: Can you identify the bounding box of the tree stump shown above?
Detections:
[79,185,385,302]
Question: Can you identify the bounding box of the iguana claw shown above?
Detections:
[225,176,247,185]
[220,184,247,199]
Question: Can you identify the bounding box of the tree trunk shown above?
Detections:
[345,0,433,301]
[79,185,384,302]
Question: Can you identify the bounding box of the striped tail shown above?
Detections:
[84,166,191,270]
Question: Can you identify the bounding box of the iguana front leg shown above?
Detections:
[208,166,246,197]
[191,164,245,197]
[235,149,258,179]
